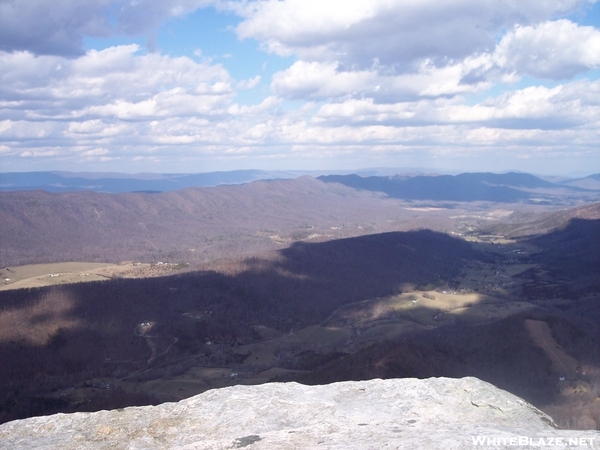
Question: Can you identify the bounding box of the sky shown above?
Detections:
[0,0,599,175]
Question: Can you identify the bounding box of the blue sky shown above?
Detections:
[0,0,599,175]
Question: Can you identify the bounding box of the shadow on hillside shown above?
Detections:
[529,218,600,295]
[0,225,598,427]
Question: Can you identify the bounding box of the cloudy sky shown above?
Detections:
[0,0,599,175]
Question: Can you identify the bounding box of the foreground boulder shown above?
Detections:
[0,377,598,449]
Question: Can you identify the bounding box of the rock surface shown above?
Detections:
[0,377,598,449]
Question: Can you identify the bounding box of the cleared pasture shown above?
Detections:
[0,262,163,291]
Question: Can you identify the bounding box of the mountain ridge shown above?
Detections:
[318,172,597,203]
[2,170,599,195]
[0,176,449,267]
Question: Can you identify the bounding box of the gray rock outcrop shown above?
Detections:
[0,377,598,449]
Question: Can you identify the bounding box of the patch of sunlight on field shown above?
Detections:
[0,262,152,291]
[464,235,518,244]
[0,262,114,290]
[387,291,486,312]
[2,262,113,280]
[0,289,81,345]
[360,291,536,327]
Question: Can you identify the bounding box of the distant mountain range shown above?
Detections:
[1,171,598,203]
[560,173,600,190]
[0,168,437,193]
[318,172,600,204]
[0,170,300,193]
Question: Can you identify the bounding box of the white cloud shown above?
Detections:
[234,0,600,119]
[240,4,600,110]
[0,45,233,122]
[0,45,248,165]
[312,79,600,129]
[0,0,215,56]
[235,0,588,69]
[0,41,597,171]
[20,149,60,157]
[228,96,281,116]
[115,0,215,35]
[471,79,600,128]
[0,0,598,173]
[236,75,262,89]
[271,58,494,101]
[493,20,600,80]
[0,0,113,55]
[271,61,375,99]
[81,147,110,156]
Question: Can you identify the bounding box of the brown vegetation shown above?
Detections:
[0,177,460,267]
[0,221,598,429]
[0,178,598,430]
[0,230,477,423]
[5,176,590,269]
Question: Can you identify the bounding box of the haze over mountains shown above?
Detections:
[318,172,600,204]
[0,170,299,194]
[0,168,434,193]
[2,170,599,196]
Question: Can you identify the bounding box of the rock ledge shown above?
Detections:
[0,377,598,449]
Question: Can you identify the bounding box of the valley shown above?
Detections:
[0,173,598,430]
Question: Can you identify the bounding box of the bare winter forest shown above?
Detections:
[0,173,599,429]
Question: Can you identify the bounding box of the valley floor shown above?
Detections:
[0,203,598,430]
